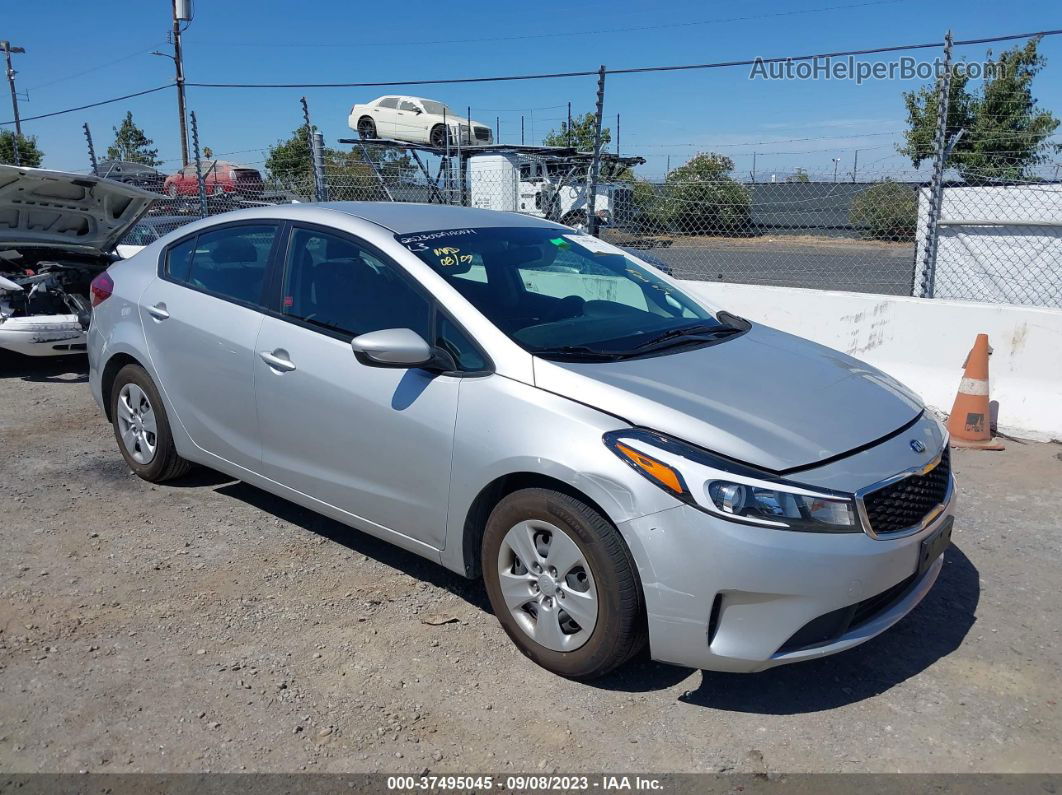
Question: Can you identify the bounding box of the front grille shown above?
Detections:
[474,126,490,141]
[862,448,950,535]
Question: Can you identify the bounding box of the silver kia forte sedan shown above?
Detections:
[88,203,954,680]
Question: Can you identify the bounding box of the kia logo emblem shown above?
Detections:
[910,439,927,453]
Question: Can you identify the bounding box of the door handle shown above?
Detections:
[146,303,170,321]
[259,349,296,372]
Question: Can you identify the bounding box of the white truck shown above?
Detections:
[466,152,639,228]
[339,136,642,230]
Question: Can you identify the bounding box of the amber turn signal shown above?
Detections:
[613,442,686,495]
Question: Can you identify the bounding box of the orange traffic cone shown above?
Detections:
[947,333,1004,450]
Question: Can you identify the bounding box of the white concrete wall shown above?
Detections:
[682,281,1062,440]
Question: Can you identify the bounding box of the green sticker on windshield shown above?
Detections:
[548,237,570,249]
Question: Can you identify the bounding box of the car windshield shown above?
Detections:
[420,100,454,116]
[398,226,735,361]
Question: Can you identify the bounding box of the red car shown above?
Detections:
[163,161,264,198]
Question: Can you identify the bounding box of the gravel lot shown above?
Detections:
[1,353,1059,774]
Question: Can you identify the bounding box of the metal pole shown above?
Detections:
[1,41,25,139]
[442,107,450,202]
[456,112,463,206]
[567,102,572,147]
[496,116,500,144]
[616,113,620,155]
[171,0,190,166]
[190,111,207,217]
[919,30,954,299]
[301,96,326,201]
[852,150,859,183]
[751,152,757,184]
[586,65,607,237]
[312,133,328,203]
[84,123,99,176]
[520,115,524,145]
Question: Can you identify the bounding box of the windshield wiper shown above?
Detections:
[530,345,628,361]
[629,323,743,352]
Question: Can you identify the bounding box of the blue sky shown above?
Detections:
[3,0,1061,179]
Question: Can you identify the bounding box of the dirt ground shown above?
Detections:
[1,353,1059,774]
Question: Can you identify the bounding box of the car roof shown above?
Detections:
[315,202,563,233]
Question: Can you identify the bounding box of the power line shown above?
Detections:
[2,84,173,124]
[182,28,1062,89]
[5,27,1062,125]
[203,0,911,49]
[25,42,167,92]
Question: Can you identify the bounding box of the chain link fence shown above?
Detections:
[110,31,1062,310]
[128,135,1062,310]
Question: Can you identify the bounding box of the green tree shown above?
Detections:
[900,38,1060,183]
[265,126,414,200]
[849,179,918,241]
[0,131,44,167]
[543,112,611,150]
[638,153,751,236]
[106,112,160,165]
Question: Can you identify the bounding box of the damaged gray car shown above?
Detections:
[0,164,154,357]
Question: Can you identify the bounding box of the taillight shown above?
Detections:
[89,271,114,307]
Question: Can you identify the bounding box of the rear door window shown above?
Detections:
[165,224,278,307]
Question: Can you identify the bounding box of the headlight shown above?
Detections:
[604,429,861,533]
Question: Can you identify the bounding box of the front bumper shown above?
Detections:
[620,489,954,673]
[0,315,86,357]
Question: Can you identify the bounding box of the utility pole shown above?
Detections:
[1,40,26,138]
[852,149,859,183]
[154,1,191,166]
[586,65,607,237]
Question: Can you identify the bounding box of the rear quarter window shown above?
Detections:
[165,236,196,281]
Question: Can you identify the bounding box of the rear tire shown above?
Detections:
[110,364,191,483]
[358,117,378,139]
[482,488,646,680]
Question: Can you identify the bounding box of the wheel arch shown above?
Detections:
[100,352,147,422]
[459,472,617,580]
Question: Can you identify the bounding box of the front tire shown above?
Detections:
[430,125,448,148]
[482,488,646,680]
[110,364,191,483]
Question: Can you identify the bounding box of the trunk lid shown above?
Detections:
[0,164,156,254]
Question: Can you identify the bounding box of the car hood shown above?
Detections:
[0,164,156,254]
[532,323,924,472]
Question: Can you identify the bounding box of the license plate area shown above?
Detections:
[918,515,953,576]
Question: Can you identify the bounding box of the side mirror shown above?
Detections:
[350,328,436,369]
[413,107,423,114]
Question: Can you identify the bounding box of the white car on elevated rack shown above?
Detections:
[348,96,493,147]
